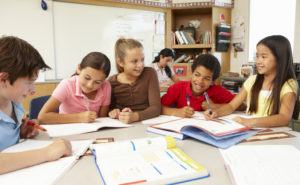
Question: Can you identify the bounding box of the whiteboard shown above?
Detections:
[53,1,165,79]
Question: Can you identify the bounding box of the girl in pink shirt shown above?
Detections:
[38,52,111,124]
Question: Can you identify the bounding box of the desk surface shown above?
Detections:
[36,124,300,185]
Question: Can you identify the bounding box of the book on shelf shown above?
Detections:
[0,139,93,185]
[175,30,185,44]
[146,113,257,149]
[42,117,131,137]
[90,136,210,185]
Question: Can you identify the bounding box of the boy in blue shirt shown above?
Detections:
[0,36,71,174]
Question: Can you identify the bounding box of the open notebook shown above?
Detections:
[42,117,131,137]
[0,139,93,185]
[146,113,257,149]
[220,145,300,185]
[90,136,209,185]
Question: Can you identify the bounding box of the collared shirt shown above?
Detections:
[52,75,111,114]
[0,102,24,150]
[244,75,298,116]
[161,81,234,111]
[151,63,175,83]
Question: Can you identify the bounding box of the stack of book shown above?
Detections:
[173,30,196,45]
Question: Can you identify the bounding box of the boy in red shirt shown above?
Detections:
[161,54,244,117]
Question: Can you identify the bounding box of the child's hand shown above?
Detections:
[45,139,72,162]
[20,119,39,139]
[232,117,252,128]
[118,108,136,124]
[79,111,97,123]
[204,110,217,120]
[176,106,194,118]
[108,109,121,119]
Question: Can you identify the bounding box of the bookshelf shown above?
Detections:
[166,6,232,81]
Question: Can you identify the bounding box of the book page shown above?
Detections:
[90,136,175,157]
[220,145,300,185]
[43,117,131,137]
[152,117,248,136]
[0,140,93,185]
[92,136,208,185]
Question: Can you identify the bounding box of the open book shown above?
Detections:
[42,117,131,137]
[147,114,256,149]
[0,139,93,185]
[90,136,209,185]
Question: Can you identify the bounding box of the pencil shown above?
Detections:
[26,121,47,132]
[81,96,90,111]
[186,94,190,107]
[203,92,212,115]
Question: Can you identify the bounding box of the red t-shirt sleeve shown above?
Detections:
[209,85,235,104]
[161,82,181,107]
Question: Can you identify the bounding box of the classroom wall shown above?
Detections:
[0,0,164,80]
[294,1,300,62]
[0,0,56,81]
[230,0,300,74]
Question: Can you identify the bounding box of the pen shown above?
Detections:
[81,96,90,111]
[203,92,212,115]
[26,121,47,132]
[186,94,190,107]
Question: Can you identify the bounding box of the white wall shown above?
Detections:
[0,0,56,81]
[230,0,300,74]
[294,0,300,62]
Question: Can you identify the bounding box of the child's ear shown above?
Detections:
[116,58,124,68]
[0,72,9,83]
[159,54,164,61]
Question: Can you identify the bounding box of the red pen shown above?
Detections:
[26,121,47,132]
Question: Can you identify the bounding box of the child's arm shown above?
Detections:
[204,87,248,119]
[162,105,194,118]
[99,105,109,117]
[233,92,296,127]
[0,139,71,175]
[38,96,97,124]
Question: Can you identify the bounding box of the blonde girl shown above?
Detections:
[108,38,161,124]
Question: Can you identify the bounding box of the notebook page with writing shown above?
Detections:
[220,145,300,185]
[90,136,209,185]
[43,117,131,137]
[0,140,93,185]
[141,115,181,125]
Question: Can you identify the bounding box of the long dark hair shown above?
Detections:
[249,35,298,118]
[73,52,111,77]
[152,48,174,78]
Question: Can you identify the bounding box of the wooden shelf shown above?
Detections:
[171,44,212,49]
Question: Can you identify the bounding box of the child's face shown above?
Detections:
[77,66,106,95]
[2,75,37,103]
[120,47,144,78]
[191,66,213,96]
[255,44,277,76]
[159,56,173,67]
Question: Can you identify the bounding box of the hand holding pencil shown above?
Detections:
[20,116,40,139]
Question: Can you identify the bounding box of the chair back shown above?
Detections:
[29,95,52,120]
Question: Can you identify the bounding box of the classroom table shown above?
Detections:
[36,123,300,185]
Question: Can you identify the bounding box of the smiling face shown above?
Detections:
[1,72,37,103]
[255,44,277,76]
[77,66,107,96]
[118,47,145,79]
[191,66,213,96]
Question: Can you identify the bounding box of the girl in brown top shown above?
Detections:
[108,38,161,124]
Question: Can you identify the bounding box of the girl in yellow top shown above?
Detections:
[205,35,299,127]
